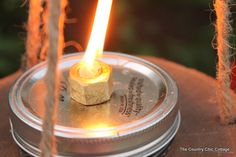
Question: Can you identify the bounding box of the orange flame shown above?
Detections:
[82,0,113,68]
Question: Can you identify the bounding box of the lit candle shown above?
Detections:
[69,0,113,105]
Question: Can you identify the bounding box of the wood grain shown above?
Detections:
[0,57,235,157]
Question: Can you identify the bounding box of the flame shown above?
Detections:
[82,0,113,68]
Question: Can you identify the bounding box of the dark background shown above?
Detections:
[0,0,235,78]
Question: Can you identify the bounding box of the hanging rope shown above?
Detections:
[25,0,42,69]
[214,0,236,124]
[39,0,49,62]
[39,0,67,156]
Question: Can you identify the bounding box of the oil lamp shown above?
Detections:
[9,0,180,156]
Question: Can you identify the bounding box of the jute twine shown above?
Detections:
[25,0,42,68]
[39,0,49,62]
[39,0,67,156]
[214,0,236,124]
[23,0,80,70]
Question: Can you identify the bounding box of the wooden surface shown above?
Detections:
[0,57,236,157]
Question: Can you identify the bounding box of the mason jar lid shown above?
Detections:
[9,52,180,157]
